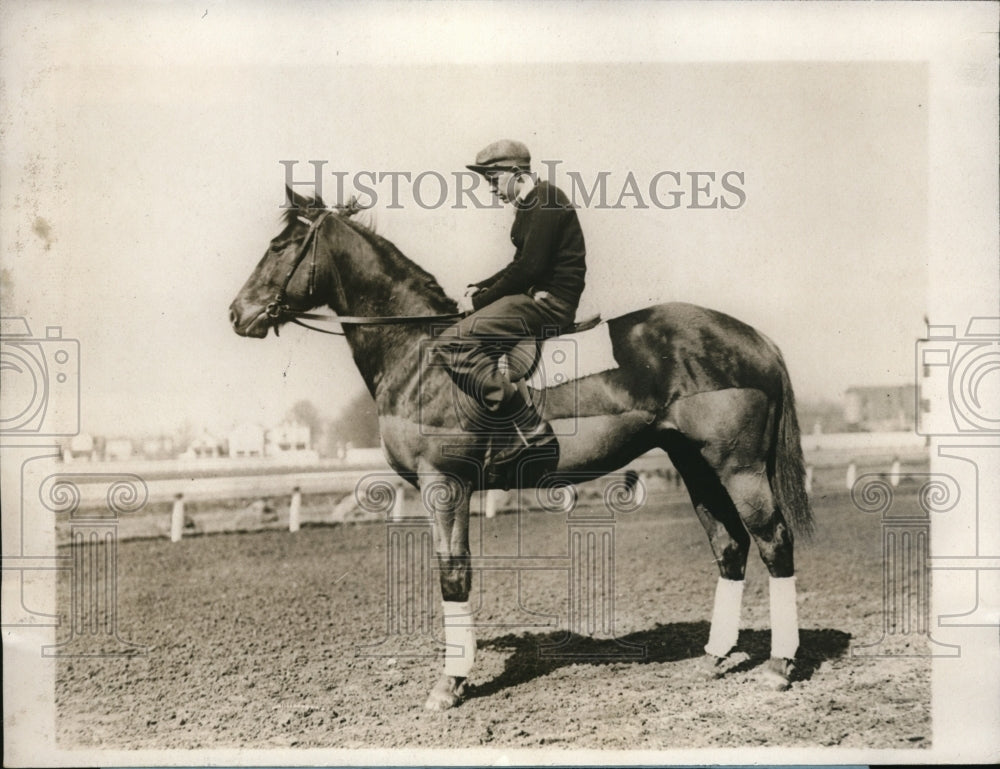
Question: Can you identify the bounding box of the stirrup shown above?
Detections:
[484,425,560,491]
[490,422,556,465]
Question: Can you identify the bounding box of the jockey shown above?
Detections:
[438,139,586,465]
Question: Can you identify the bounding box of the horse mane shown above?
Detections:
[341,217,457,314]
[282,195,457,314]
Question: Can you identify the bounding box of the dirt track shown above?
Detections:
[56,487,930,751]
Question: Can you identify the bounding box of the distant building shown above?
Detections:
[64,433,97,462]
[105,438,134,462]
[266,421,311,456]
[185,430,226,459]
[229,423,266,458]
[796,399,850,435]
[141,436,175,460]
[844,385,917,432]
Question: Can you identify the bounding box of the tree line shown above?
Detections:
[288,391,380,455]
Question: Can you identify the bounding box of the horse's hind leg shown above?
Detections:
[719,464,798,690]
[661,433,751,673]
[669,389,799,690]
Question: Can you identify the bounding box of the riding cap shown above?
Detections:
[466,139,531,175]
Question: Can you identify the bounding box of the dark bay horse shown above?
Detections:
[229,189,814,709]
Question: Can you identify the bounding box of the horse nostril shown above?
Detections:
[229,308,238,327]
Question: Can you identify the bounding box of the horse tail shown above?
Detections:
[770,353,815,538]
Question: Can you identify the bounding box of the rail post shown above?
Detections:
[805,464,814,495]
[391,484,406,521]
[170,493,184,542]
[846,461,857,492]
[289,486,302,532]
[484,489,499,519]
[890,456,901,487]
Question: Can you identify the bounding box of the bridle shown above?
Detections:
[264,210,464,336]
[265,210,333,323]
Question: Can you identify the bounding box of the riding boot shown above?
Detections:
[490,390,556,465]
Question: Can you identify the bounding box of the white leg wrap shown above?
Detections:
[769,575,800,659]
[704,577,745,658]
[442,601,476,677]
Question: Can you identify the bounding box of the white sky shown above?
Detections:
[1,2,995,437]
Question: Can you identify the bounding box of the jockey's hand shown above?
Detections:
[458,286,478,313]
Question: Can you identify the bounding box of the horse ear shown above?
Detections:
[284,185,326,212]
[284,184,304,210]
[283,184,326,216]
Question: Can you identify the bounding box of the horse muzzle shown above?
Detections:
[229,301,274,338]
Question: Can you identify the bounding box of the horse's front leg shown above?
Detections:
[421,472,475,711]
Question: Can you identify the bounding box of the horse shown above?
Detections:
[229,188,814,710]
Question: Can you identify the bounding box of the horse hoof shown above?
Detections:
[700,651,749,679]
[424,675,466,711]
[700,653,730,679]
[760,657,795,691]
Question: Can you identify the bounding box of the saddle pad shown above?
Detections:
[526,321,619,390]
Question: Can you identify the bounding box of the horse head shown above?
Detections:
[230,187,455,340]
[229,187,358,338]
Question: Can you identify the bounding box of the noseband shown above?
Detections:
[264,210,463,335]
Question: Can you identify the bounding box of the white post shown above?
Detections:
[890,457,901,487]
[484,490,499,519]
[846,461,857,491]
[805,464,814,495]
[289,486,302,532]
[170,493,184,543]
[392,484,405,521]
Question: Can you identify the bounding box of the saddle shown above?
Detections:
[499,313,602,383]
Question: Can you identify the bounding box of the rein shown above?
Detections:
[266,211,463,336]
[287,310,466,336]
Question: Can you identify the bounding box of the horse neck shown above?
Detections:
[321,219,456,395]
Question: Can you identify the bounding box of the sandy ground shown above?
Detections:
[55,486,930,750]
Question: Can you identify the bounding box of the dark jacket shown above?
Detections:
[471,181,586,311]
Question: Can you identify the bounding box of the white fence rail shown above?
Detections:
[58,432,928,541]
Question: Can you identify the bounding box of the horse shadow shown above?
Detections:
[471,622,850,699]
